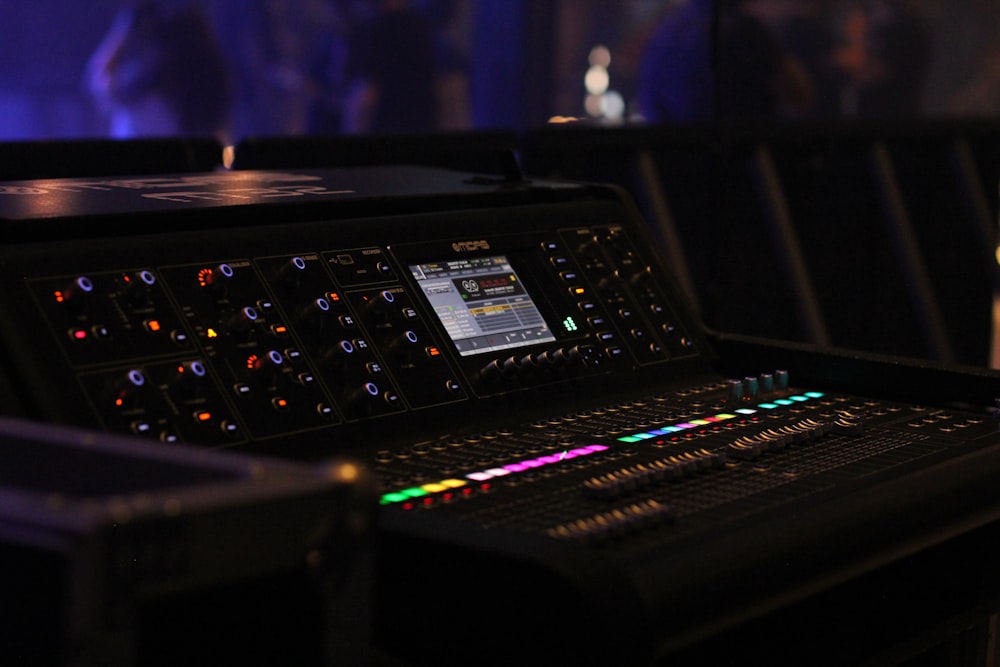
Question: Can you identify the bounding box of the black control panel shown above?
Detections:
[0,168,706,458]
[3,167,1000,665]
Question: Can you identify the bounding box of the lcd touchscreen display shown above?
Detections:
[410,255,556,356]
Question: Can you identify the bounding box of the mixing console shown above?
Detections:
[1,166,1000,664]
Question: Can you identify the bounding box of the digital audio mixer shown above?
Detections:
[1,166,1000,664]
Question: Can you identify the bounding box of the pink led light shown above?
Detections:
[586,444,609,452]
[466,472,494,482]
[539,454,563,464]
[485,468,511,477]
[569,448,592,457]
[504,462,529,472]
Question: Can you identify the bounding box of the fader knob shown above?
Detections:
[775,370,790,390]
[759,373,775,395]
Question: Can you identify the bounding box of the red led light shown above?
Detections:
[480,483,492,492]
[54,290,65,303]
[402,502,415,511]
[197,268,214,287]
[246,354,259,370]
[196,411,213,422]
[327,292,341,302]
[145,320,161,332]
[422,497,435,506]
[442,492,454,501]
[462,487,474,496]
[73,329,88,340]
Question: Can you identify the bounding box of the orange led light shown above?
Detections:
[146,320,161,332]
[427,346,441,357]
[206,328,219,338]
[197,268,213,287]
[196,411,212,422]
[54,291,65,303]
[246,354,259,370]
[327,291,341,302]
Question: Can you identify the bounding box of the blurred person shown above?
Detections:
[774,0,844,118]
[341,0,437,133]
[637,0,811,123]
[834,0,931,117]
[86,0,232,138]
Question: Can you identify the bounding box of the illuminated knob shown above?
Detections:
[120,270,157,309]
[53,275,94,313]
[354,381,401,408]
[228,306,259,341]
[248,350,285,383]
[276,256,308,288]
[366,289,397,323]
[197,263,234,298]
[390,329,420,361]
[173,360,208,392]
[300,296,332,327]
[113,368,148,410]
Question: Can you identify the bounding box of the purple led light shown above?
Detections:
[586,444,609,452]
[504,462,529,473]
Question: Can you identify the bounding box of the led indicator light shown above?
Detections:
[145,319,161,332]
[563,316,579,332]
[774,399,794,406]
[805,391,825,399]
[207,328,219,338]
[54,291,65,303]
[736,408,758,414]
[196,411,213,422]
[758,403,779,410]
[790,395,809,402]
[71,328,88,341]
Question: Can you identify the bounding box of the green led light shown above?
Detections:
[381,492,410,504]
[563,316,579,332]
[618,436,642,443]
[400,487,429,498]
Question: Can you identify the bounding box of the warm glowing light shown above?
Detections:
[589,44,611,68]
[146,320,161,332]
[222,145,236,169]
[54,291,65,303]
[585,65,609,96]
[207,328,219,338]
[197,268,214,287]
[246,354,259,370]
[196,411,213,422]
